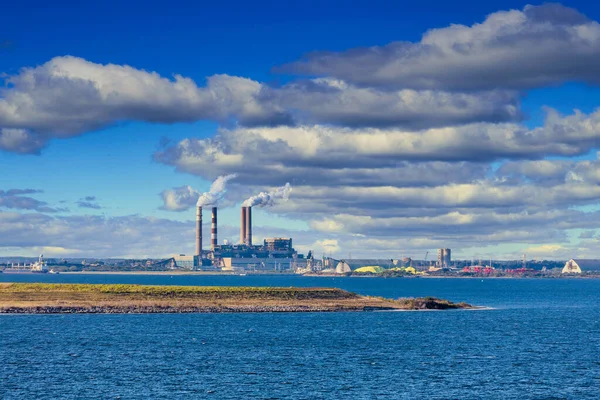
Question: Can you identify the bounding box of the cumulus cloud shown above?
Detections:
[277,4,600,90]
[283,182,600,213]
[4,4,600,260]
[153,121,600,257]
[497,159,600,186]
[0,55,527,154]
[156,132,490,187]
[310,239,341,256]
[259,79,522,128]
[0,56,289,133]
[152,105,600,258]
[160,185,201,211]
[307,208,600,242]
[155,108,600,186]
[0,56,289,154]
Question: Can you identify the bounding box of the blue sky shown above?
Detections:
[3,1,600,259]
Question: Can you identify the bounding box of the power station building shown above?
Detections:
[181,204,301,270]
[221,257,307,272]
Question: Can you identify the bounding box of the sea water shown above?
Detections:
[1,275,599,399]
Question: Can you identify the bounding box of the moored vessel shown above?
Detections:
[2,255,49,274]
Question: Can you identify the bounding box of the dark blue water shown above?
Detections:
[1,275,599,399]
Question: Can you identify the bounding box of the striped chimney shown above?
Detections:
[195,206,202,256]
[211,207,218,250]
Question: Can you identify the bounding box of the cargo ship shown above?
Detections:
[2,255,48,274]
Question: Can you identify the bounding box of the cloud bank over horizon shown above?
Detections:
[3,3,600,259]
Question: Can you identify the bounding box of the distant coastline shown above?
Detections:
[49,271,600,279]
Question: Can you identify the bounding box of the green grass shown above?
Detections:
[0,283,473,310]
[0,283,357,300]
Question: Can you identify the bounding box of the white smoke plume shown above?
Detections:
[196,174,237,207]
[242,183,292,207]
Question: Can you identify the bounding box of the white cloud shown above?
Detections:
[522,244,565,258]
[261,78,522,128]
[0,56,526,154]
[4,5,600,260]
[160,185,201,211]
[155,108,600,186]
[152,109,600,257]
[307,209,596,237]
[313,239,341,255]
[0,56,285,133]
[0,56,288,154]
[498,159,600,186]
[278,4,600,90]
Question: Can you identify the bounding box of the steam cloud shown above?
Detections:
[196,174,237,207]
[242,183,292,207]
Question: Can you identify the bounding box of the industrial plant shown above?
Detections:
[173,202,305,272]
[173,188,457,274]
[157,179,600,277]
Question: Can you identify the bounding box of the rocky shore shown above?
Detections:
[0,283,473,314]
[0,305,395,314]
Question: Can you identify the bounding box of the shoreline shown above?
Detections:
[31,271,600,279]
[0,283,474,314]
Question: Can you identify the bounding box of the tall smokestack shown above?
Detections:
[195,206,202,257]
[211,207,218,251]
[240,207,247,245]
[245,206,252,246]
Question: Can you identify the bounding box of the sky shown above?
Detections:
[2,0,600,260]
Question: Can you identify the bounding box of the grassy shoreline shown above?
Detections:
[0,283,473,313]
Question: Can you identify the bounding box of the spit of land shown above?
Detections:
[0,283,474,313]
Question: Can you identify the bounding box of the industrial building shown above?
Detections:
[210,238,297,259]
[173,204,302,271]
[437,248,451,268]
[221,257,309,272]
[172,254,195,269]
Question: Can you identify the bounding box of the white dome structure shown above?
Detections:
[335,261,351,274]
[562,259,587,274]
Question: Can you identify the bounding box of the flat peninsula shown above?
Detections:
[0,283,473,314]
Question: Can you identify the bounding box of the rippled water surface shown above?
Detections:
[1,275,599,399]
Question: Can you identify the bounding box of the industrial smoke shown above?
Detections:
[196,174,237,207]
[242,183,292,207]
